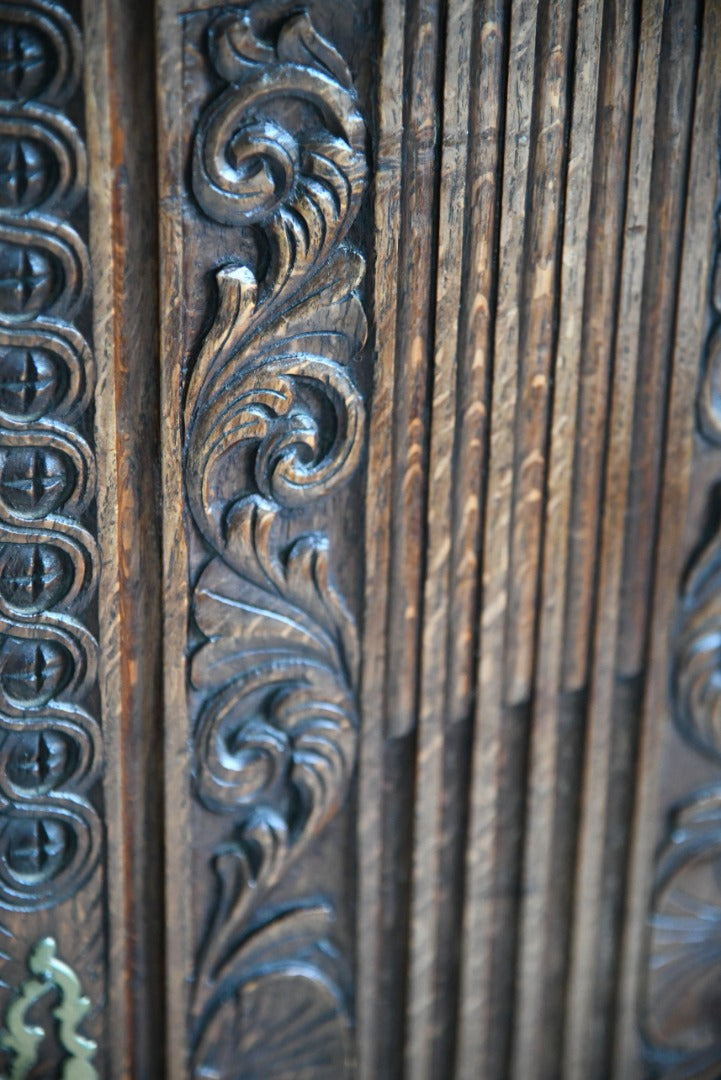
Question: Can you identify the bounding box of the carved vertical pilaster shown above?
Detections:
[0,1,103,1076]
[168,6,370,1076]
[641,76,721,1080]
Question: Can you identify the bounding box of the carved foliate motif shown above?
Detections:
[0,936,98,1079]
[0,0,101,918]
[185,8,367,1076]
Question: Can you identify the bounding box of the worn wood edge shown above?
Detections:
[446,0,505,725]
[82,1,127,1073]
[404,1,474,1075]
[83,0,164,1073]
[563,3,700,1073]
[155,4,191,1078]
[510,1,604,1073]
[559,0,638,694]
[455,3,538,1075]
[503,0,574,706]
[384,0,443,738]
[357,0,404,1075]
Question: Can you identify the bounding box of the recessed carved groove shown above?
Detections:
[183,8,367,1076]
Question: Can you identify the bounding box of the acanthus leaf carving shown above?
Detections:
[184,8,367,1076]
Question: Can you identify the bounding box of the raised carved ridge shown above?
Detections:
[0,0,101,917]
[184,8,367,1077]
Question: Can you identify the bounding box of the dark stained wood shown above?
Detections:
[1,1,720,1077]
[0,2,107,1074]
[84,0,163,1074]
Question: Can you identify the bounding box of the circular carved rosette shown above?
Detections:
[0,423,95,521]
[0,521,96,618]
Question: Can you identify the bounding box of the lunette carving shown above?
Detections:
[184,8,367,1076]
[0,935,98,1079]
[0,0,101,919]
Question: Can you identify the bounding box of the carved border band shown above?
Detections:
[641,101,721,1076]
[182,7,368,1076]
[0,1,102,1075]
[0,0,101,917]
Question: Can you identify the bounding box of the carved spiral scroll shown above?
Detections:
[184,9,367,1077]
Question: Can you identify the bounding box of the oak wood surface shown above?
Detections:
[0,2,720,1078]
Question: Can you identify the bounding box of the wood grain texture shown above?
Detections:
[5,1,714,1076]
[356,1,721,1078]
[84,0,163,1074]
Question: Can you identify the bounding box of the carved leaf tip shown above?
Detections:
[277,13,354,90]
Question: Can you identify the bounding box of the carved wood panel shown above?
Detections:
[157,3,375,1076]
[0,1,719,1077]
[154,1,721,1077]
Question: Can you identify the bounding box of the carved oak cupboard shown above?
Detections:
[0,0,718,1077]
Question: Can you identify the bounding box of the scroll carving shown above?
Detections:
[184,9,367,1076]
[0,0,101,916]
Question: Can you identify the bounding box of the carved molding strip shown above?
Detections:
[0,0,101,914]
[0,935,97,1080]
[183,8,367,1076]
[643,106,721,1076]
